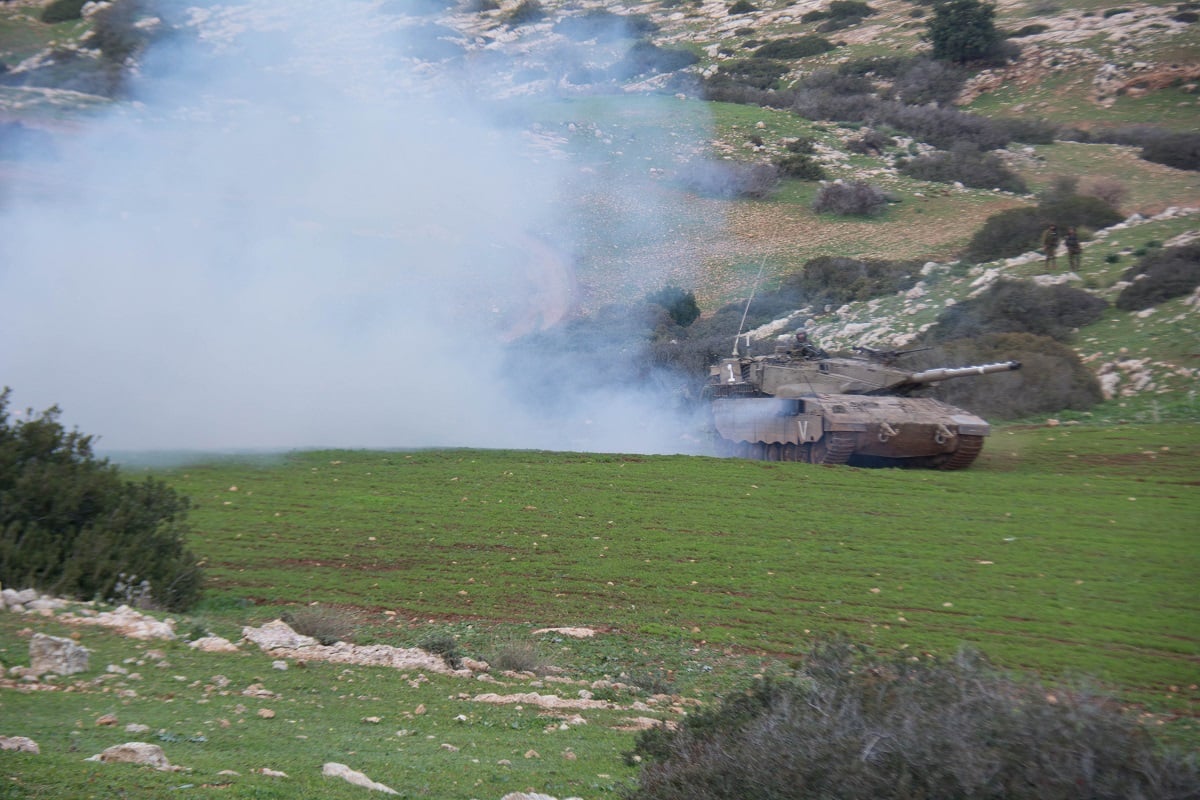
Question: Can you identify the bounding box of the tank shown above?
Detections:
[704,340,1021,469]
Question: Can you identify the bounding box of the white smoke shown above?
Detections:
[0,1,710,456]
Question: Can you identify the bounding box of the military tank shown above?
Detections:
[704,335,1020,469]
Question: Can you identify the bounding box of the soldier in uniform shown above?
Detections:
[793,329,827,359]
[1064,226,1082,271]
[1042,224,1060,269]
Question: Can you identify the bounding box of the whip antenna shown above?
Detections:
[732,257,768,356]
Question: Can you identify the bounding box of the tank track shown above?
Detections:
[716,432,857,465]
[936,434,985,471]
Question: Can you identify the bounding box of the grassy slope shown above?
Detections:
[1,425,1197,798]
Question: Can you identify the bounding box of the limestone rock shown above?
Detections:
[322,762,399,794]
[29,633,89,676]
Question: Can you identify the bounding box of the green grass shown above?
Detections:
[3,424,1198,798]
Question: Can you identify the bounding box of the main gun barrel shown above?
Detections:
[906,361,1022,384]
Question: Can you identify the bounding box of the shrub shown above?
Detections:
[281,606,357,646]
[964,206,1043,261]
[1138,130,1200,171]
[916,333,1103,418]
[924,279,1108,342]
[752,35,836,59]
[1007,23,1049,36]
[1079,176,1127,209]
[785,137,816,153]
[1175,10,1199,22]
[703,58,789,91]
[612,41,699,78]
[676,158,779,199]
[926,0,1004,64]
[489,636,547,674]
[812,180,889,216]
[888,57,967,105]
[419,632,463,668]
[828,0,875,18]
[728,0,757,13]
[624,640,1195,800]
[781,256,920,306]
[89,0,155,65]
[899,141,1028,192]
[776,152,827,180]
[555,10,658,41]
[846,129,894,155]
[1103,7,1132,17]
[40,0,86,23]
[646,285,701,327]
[504,0,545,26]
[995,115,1058,144]
[1115,242,1200,310]
[0,389,202,611]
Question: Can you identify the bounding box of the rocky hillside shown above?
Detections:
[0,0,1197,432]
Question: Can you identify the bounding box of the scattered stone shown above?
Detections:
[89,742,173,769]
[321,762,399,794]
[0,736,40,754]
[29,633,89,676]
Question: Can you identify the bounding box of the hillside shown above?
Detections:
[0,0,1197,452]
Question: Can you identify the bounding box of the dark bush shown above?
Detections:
[888,57,967,105]
[927,0,1005,64]
[995,115,1058,144]
[752,35,836,59]
[776,152,827,180]
[89,0,156,65]
[1175,10,1199,21]
[797,68,874,95]
[281,606,357,646]
[812,180,889,216]
[785,137,816,153]
[40,0,86,23]
[419,632,463,669]
[676,158,779,199]
[1103,7,1132,16]
[917,332,1103,418]
[965,193,1122,262]
[612,41,699,78]
[1138,130,1200,171]
[900,141,1028,192]
[924,279,1108,342]
[846,129,895,154]
[837,54,909,78]
[828,0,875,18]
[555,10,658,41]
[964,206,1043,262]
[1007,23,1049,36]
[703,58,789,91]
[728,0,757,14]
[646,285,701,327]
[781,256,920,306]
[1115,242,1200,310]
[504,0,545,26]
[624,640,1195,800]
[0,389,202,611]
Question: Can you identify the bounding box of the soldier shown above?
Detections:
[1064,226,1082,271]
[1042,224,1059,269]
[793,329,827,359]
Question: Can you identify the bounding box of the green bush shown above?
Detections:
[728,0,757,14]
[419,632,463,669]
[781,255,920,306]
[916,333,1102,418]
[0,389,202,611]
[676,158,778,199]
[899,141,1027,192]
[812,180,889,216]
[489,636,547,674]
[504,0,545,26]
[40,0,86,24]
[924,279,1108,342]
[1115,242,1200,310]
[624,640,1195,800]
[646,285,701,327]
[776,152,827,180]
[752,35,836,59]
[281,606,358,646]
[703,58,790,91]
[926,0,1005,64]
[965,193,1122,263]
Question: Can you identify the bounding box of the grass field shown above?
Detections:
[2,421,1197,799]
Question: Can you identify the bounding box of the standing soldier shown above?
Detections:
[1042,224,1059,269]
[1064,226,1082,271]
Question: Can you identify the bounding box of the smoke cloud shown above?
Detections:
[0,2,710,456]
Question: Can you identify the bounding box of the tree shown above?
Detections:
[926,0,1003,64]
[646,285,701,327]
[0,388,202,611]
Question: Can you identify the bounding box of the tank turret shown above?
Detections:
[704,339,1021,469]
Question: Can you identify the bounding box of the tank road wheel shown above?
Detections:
[808,432,855,466]
[765,443,783,461]
[937,434,985,471]
[782,443,800,462]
